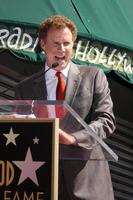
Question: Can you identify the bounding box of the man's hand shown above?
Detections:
[59,129,77,145]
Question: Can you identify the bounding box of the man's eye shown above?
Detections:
[64,42,70,46]
[54,43,59,47]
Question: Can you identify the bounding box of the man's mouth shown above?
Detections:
[55,56,65,61]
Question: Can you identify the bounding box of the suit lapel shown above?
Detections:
[30,63,82,101]
[65,62,81,106]
[33,69,47,99]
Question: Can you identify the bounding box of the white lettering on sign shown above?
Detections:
[0,26,132,75]
[0,27,38,52]
[74,40,133,74]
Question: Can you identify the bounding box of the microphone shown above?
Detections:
[44,63,59,74]
[52,63,59,69]
[36,63,59,79]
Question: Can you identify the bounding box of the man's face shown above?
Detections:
[40,27,74,71]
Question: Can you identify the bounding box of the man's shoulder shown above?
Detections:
[76,63,104,76]
[18,68,44,86]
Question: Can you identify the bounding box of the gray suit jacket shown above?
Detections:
[15,62,115,200]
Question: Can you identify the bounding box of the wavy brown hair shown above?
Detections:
[39,15,77,42]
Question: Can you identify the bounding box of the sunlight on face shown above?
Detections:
[40,27,74,71]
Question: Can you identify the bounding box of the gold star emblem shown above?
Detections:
[33,137,39,144]
[3,127,20,146]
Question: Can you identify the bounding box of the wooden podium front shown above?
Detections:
[0,118,59,200]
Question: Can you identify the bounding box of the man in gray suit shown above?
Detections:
[15,15,116,200]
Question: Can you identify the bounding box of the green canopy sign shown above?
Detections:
[0,0,133,83]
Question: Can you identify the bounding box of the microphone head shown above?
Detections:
[52,63,59,69]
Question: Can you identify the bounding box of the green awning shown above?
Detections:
[0,0,133,83]
[0,0,88,37]
[72,0,133,50]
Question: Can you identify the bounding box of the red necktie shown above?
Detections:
[56,72,66,100]
[56,72,66,118]
[33,104,48,118]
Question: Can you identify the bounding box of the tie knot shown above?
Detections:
[56,71,62,78]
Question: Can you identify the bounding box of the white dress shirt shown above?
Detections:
[45,63,70,100]
[44,63,70,118]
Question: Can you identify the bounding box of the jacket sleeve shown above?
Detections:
[71,69,116,150]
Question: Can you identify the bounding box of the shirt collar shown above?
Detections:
[45,63,56,80]
[61,63,70,78]
[45,62,70,80]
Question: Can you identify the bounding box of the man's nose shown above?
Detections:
[58,44,65,51]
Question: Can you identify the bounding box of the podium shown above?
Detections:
[0,100,118,200]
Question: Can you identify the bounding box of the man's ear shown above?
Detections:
[40,39,45,51]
